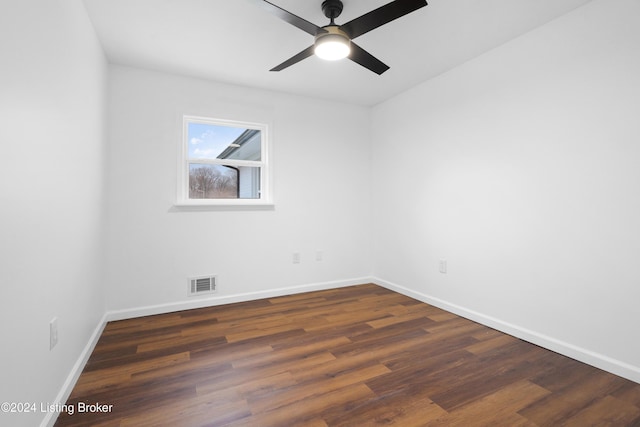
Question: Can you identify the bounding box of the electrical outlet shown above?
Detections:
[316,250,324,261]
[292,252,301,264]
[439,259,447,274]
[50,317,58,350]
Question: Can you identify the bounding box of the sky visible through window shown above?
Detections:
[188,122,245,160]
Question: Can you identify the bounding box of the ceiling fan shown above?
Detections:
[251,0,428,75]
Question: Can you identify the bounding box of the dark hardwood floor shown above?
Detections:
[55,284,640,426]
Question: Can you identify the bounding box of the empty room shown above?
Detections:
[1,0,639,426]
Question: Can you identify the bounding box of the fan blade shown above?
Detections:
[270,45,315,71]
[249,0,326,36]
[341,0,427,39]
[348,42,390,75]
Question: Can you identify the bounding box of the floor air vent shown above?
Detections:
[188,275,217,296]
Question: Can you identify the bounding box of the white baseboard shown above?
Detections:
[41,312,108,427]
[372,276,640,385]
[106,277,372,322]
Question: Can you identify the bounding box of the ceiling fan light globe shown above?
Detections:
[315,40,350,60]
[314,30,350,61]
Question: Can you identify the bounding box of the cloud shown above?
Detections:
[190,137,203,145]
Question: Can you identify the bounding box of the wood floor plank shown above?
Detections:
[561,395,640,427]
[195,351,336,396]
[425,380,549,427]
[613,381,640,407]
[69,351,191,398]
[519,367,632,426]
[119,389,251,427]
[365,311,434,329]
[55,284,640,426]
[248,364,391,414]
[464,333,519,355]
[232,336,349,369]
[241,384,375,427]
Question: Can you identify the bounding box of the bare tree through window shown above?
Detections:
[189,165,238,199]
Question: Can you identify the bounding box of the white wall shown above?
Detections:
[105,66,372,315]
[0,1,108,426]
[372,0,640,382]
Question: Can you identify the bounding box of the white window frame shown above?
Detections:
[176,115,272,207]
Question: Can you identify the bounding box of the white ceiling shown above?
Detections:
[83,0,593,106]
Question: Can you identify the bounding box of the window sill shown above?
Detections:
[171,200,275,212]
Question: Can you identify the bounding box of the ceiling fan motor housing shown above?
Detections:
[322,0,344,22]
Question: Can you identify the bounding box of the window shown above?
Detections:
[178,116,271,206]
